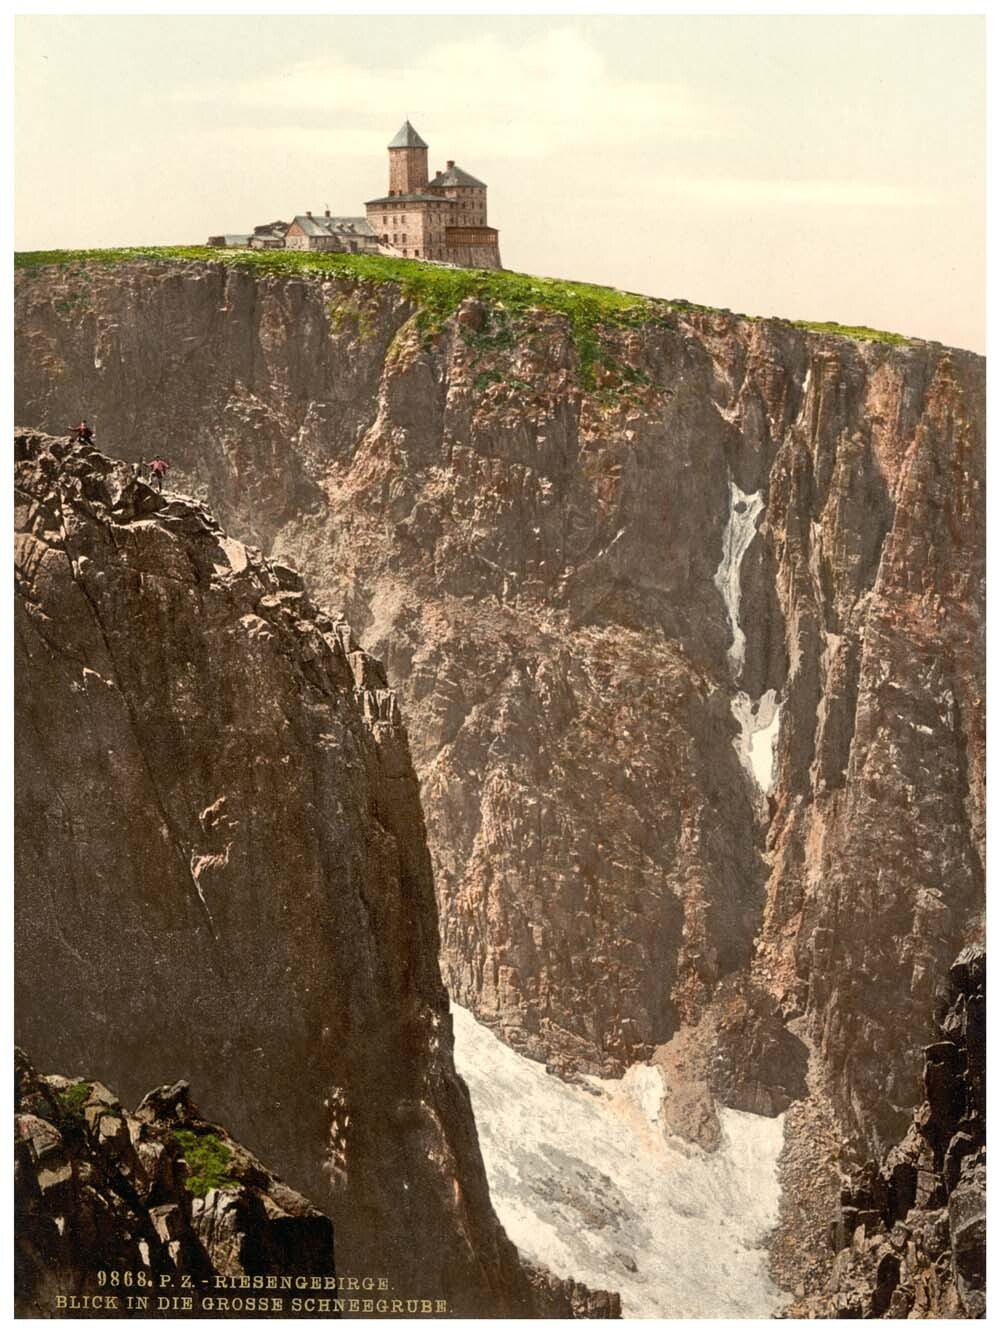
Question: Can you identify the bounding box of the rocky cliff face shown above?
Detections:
[16,1049,336,1318]
[791,946,985,1319]
[15,259,985,1158]
[14,429,574,1316]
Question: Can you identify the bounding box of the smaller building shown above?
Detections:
[207,233,251,249]
[249,220,290,250]
[285,212,379,254]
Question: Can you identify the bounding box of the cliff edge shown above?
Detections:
[15,428,599,1315]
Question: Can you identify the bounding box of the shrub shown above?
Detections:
[171,1129,239,1197]
[56,1081,90,1119]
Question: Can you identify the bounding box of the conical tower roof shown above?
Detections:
[388,120,428,149]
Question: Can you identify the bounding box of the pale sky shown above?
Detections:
[14,14,985,351]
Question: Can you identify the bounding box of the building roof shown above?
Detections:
[388,120,428,149]
[290,215,376,237]
[428,164,487,189]
[364,193,451,207]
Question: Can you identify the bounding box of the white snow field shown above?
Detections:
[452,1005,789,1318]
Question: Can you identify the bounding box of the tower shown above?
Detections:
[387,120,428,195]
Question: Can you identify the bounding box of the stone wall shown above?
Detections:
[444,240,503,268]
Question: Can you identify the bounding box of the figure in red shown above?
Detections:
[147,457,170,493]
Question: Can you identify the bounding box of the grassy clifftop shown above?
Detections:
[15,245,911,349]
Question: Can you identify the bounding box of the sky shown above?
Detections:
[14,13,986,351]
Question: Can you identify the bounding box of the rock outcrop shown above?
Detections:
[646,977,809,1151]
[788,947,985,1319]
[16,1046,623,1320]
[14,429,584,1316]
[15,1049,335,1318]
[14,259,985,1159]
[524,1266,621,1320]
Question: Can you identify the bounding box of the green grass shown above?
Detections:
[56,1081,90,1118]
[171,1129,239,1197]
[791,318,909,346]
[15,245,659,391]
[14,245,913,350]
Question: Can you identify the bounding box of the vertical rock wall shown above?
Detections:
[14,260,985,1153]
[14,431,543,1314]
[793,947,985,1318]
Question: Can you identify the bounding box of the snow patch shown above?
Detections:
[731,689,782,793]
[619,1061,667,1129]
[452,1004,788,1318]
[713,482,763,675]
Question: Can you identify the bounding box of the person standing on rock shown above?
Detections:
[71,421,94,445]
[147,457,170,492]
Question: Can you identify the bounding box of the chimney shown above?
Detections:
[306,210,312,218]
[325,208,331,218]
[446,160,454,169]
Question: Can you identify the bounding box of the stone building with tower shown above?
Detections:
[209,120,501,269]
[365,121,502,269]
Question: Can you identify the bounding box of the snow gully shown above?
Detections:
[714,479,781,795]
[714,481,764,676]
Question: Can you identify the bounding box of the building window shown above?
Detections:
[383,215,387,224]
[403,249,408,256]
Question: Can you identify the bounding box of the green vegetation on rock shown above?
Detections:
[172,1129,239,1197]
[14,246,914,358]
[791,318,909,346]
[327,289,379,342]
[56,1081,91,1119]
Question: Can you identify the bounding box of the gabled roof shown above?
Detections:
[428,164,486,189]
[325,216,376,235]
[291,215,376,237]
[388,120,428,149]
